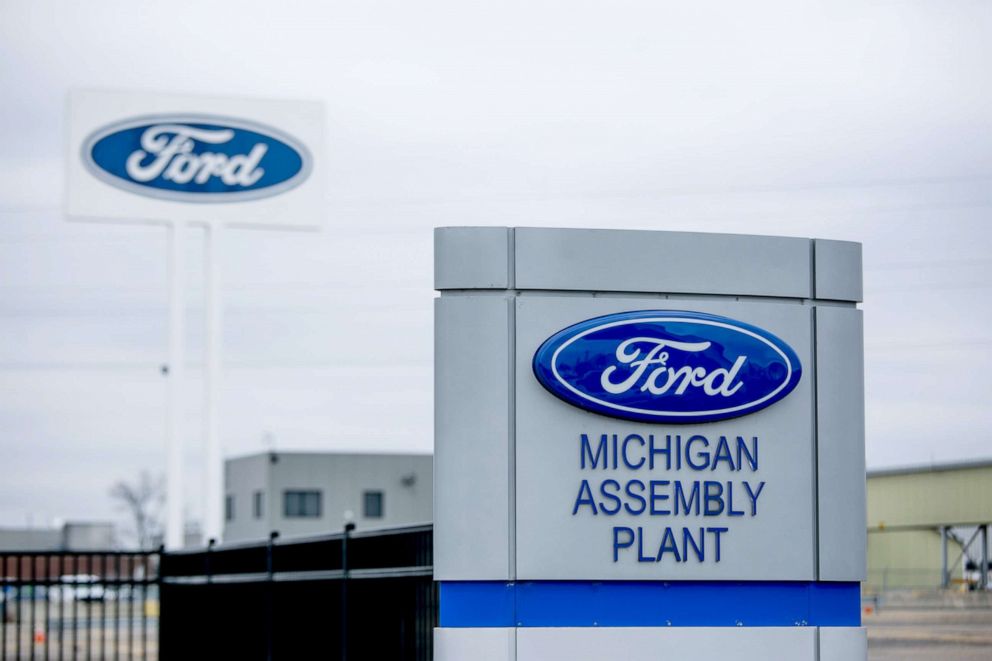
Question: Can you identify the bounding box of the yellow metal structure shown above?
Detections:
[866,460,992,590]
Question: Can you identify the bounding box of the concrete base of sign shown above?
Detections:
[435,627,866,661]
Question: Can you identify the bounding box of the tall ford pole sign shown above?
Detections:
[434,228,866,661]
[66,90,325,549]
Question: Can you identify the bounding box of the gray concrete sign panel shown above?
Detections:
[433,227,866,661]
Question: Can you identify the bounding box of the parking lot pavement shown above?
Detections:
[867,607,992,661]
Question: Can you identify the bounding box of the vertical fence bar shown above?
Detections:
[127,556,134,661]
[7,554,11,661]
[425,580,432,661]
[1,555,6,661]
[156,546,164,661]
[140,554,147,661]
[85,555,91,661]
[423,580,430,661]
[16,556,22,661]
[29,553,35,661]
[141,554,145,659]
[113,555,119,661]
[340,531,347,661]
[72,557,78,661]
[417,577,431,661]
[424,580,430,661]
[427,581,434,661]
[414,581,420,661]
[98,556,104,661]
[71,555,77,661]
[415,578,422,661]
[57,555,63,661]
[43,555,49,661]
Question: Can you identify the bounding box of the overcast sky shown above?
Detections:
[0,0,990,530]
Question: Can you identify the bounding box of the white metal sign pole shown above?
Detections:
[203,223,224,543]
[165,220,187,550]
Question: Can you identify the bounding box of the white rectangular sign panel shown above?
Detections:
[66,89,325,229]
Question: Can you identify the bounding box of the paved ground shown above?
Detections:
[867,607,992,660]
[5,595,989,660]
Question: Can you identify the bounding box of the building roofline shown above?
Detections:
[867,457,992,478]
[172,522,434,554]
[226,449,433,462]
[0,521,115,532]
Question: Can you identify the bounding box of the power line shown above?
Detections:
[865,338,992,352]
[866,281,992,293]
[0,359,430,371]
[866,257,992,271]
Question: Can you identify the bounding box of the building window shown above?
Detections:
[283,490,322,518]
[363,490,384,519]
[253,490,264,519]
[225,495,234,522]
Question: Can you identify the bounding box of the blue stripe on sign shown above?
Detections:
[439,581,861,628]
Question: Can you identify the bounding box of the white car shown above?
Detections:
[51,574,106,602]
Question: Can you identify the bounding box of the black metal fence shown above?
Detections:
[0,551,159,660]
[0,525,434,660]
[159,524,436,661]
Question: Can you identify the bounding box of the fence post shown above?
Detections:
[341,521,356,661]
[205,538,215,585]
[266,531,278,661]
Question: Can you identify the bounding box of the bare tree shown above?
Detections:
[110,471,164,549]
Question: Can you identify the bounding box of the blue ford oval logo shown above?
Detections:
[81,115,312,202]
[533,310,802,424]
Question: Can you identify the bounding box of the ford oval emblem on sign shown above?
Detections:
[533,310,802,424]
[81,115,312,202]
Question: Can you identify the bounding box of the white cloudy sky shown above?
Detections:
[0,0,990,529]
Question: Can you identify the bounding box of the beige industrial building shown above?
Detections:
[867,459,992,591]
[223,451,433,543]
[0,521,116,552]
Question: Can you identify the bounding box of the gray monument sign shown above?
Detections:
[434,227,866,661]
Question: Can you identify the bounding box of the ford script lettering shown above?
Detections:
[82,115,311,202]
[532,310,802,423]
